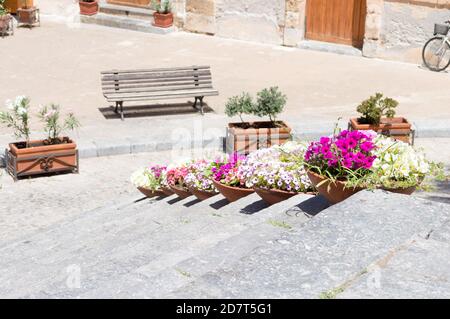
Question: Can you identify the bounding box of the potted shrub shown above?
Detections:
[349,93,412,144]
[226,87,292,155]
[166,164,191,198]
[17,0,38,25]
[185,159,219,201]
[79,0,98,16]
[240,141,314,205]
[131,165,173,198]
[366,135,444,195]
[211,153,254,202]
[0,97,80,180]
[304,130,377,204]
[152,0,173,28]
[0,0,12,35]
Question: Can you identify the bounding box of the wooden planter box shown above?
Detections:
[349,117,414,144]
[226,121,292,155]
[5,138,79,181]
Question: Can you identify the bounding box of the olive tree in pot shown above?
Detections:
[349,93,413,144]
[152,0,173,28]
[0,97,81,180]
[79,0,98,16]
[225,87,292,155]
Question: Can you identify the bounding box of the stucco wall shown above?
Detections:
[364,0,450,62]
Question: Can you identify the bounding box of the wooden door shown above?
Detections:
[107,0,151,8]
[305,0,367,48]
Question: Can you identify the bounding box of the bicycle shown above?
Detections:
[422,21,450,72]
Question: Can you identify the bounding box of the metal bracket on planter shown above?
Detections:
[5,149,79,182]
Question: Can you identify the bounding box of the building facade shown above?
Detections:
[38,0,450,63]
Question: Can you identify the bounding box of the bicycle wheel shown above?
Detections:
[422,36,450,72]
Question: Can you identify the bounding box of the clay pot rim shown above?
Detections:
[253,186,314,196]
[153,12,173,16]
[187,185,219,195]
[212,179,254,192]
[349,117,411,130]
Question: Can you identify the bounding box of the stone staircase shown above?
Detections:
[80,1,175,35]
[0,190,449,298]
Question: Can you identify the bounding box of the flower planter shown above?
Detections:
[0,14,12,36]
[349,117,413,144]
[17,6,39,26]
[187,186,218,201]
[307,170,364,205]
[169,184,191,199]
[253,187,298,205]
[161,186,174,196]
[226,121,292,155]
[153,12,173,28]
[212,180,254,202]
[79,0,98,16]
[5,138,79,181]
[137,187,167,198]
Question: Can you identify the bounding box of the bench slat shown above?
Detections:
[101,76,212,87]
[102,79,212,91]
[101,70,211,81]
[103,85,213,95]
[106,90,219,102]
[101,65,210,75]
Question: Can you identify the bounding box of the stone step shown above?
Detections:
[98,1,155,21]
[163,190,450,298]
[80,13,175,35]
[0,189,328,297]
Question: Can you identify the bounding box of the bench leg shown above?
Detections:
[193,96,204,115]
[119,101,124,121]
[114,101,119,114]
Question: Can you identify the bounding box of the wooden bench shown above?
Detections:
[101,65,219,120]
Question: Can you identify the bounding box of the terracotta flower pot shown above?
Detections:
[381,185,417,196]
[187,186,218,201]
[153,12,173,28]
[137,187,167,198]
[169,184,191,199]
[349,117,412,144]
[226,121,292,155]
[0,14,11,29]
[253,187,298,206]
[161,186,174,196]
[17,6,37,24]
[5,138,78,180]
[79,0,98,16]
[307,170,364,205]
[212,180,254,202]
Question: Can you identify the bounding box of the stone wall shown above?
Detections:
[363,0,450,62]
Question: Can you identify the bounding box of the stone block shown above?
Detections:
[184,12,216,34]
[186,0,215,16]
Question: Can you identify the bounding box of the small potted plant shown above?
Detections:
[166,164,191,198]
[152,0,173,28]
[185,159,219,201]
[211,153,255,202]
[240,142,314,205]
[349,93,412,144]
[1,97,80,180]
[79,0,98,16]
[131,165,173,198]
[226,87,292,155]
[17,0,38,25]
[304,130,377,204]
[0,0,12,36]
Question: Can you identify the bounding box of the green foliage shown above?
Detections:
[152,0,171,14]
[37,104,80,144]
[356,93,398,125]
[0,96,31,146]
[0,0,8,15]
[224,87,287,125]
[224,92,254,123]
[254,86,287,124]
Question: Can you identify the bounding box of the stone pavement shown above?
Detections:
[0,21,450,159]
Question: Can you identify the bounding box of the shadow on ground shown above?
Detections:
[98,102,214,119]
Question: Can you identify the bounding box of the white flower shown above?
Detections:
[17,107,27,115]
